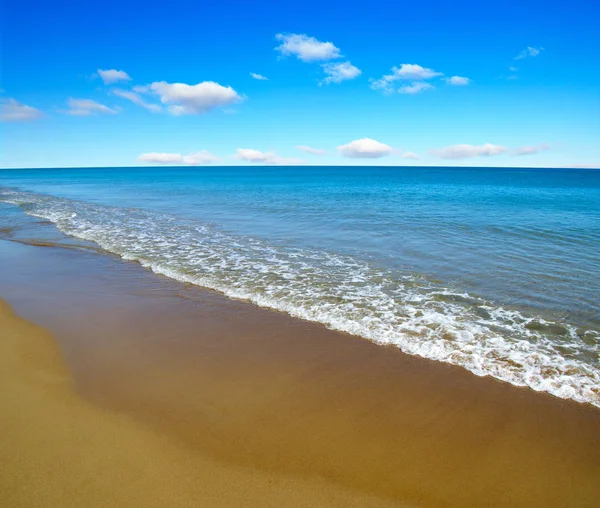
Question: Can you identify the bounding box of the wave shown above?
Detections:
[2,188,599,407]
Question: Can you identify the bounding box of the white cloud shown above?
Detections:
[321,61,361,84]
[432,143,508,159]
[97,69,131,84]
[393,64,442,80]
[178,151,219,164]
[137,81,242,115]
[401,152,420,160]
[63,98,117,116]
[513,143,551,156]
[370,64,442,93]
[1,98,43,121]
[137,150,219,165]
[509,66,518,72]
[515,46,544,60]
[398,82,434,94]
[446,76,471,86]
[296,145,326,155]
[275,33,341,62]
[337,138,393,159]
[235,148,303,165]
[236,148,270,162]
[112,89,162,112]
[250,72,268,80]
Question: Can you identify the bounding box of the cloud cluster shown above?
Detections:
[97,69,131,84]
[275,33,341,62]
[370,64,442,91]
[296,145,326,155]
[1,98,43,121]
[134,140,552,166]
[236,148,303,165]
[135,81,242,115]
[371,64,471,94]
[321,61,362,84]
[371,64,440,94]
[337,138,393,158]
[250,73,268,80]
[64,98,117,116]
[137,150,219,165]
[431,143,508,159]
[276,33,361,86]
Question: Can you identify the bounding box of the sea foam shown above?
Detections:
[2,189,599,407]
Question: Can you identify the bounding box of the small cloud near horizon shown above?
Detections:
[401,152,420,160]
[236,148,304,165]
[137,150,219,165]
[513,143,551,156]
[338,138,394,158]
[296,145,326,155]
[431,143,508,159]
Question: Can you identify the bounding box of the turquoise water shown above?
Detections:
[1,166,599,406]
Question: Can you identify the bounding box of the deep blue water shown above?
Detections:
[1,166,599,406]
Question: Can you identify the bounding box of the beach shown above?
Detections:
[4,0,600,502]
[1,234,600,507]
[0,295,406,508]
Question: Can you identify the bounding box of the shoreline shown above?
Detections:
[1,189,597,410]
[1,236,600,506]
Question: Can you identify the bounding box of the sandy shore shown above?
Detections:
[0,298,405,508]
[1,235,600,507]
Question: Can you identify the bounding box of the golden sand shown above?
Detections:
[1,238,600,507]
[0,299,405,508]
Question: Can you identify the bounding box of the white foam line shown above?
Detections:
[2,189,599,408]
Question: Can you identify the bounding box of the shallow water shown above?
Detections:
[1,166,599,406]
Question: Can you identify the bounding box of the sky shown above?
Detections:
[1,0,599,168]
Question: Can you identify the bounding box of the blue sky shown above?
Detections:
[1,0,599,168]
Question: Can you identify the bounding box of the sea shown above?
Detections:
[1,166,599,407]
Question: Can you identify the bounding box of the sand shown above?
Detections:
[1,237,600,507]
[0,298,404,508]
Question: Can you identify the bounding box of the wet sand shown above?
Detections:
[0,298,405,508]
[1,236,600,507]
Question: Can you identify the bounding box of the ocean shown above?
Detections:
[1,166,599,407]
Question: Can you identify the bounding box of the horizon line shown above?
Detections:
[1,164,599,171]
